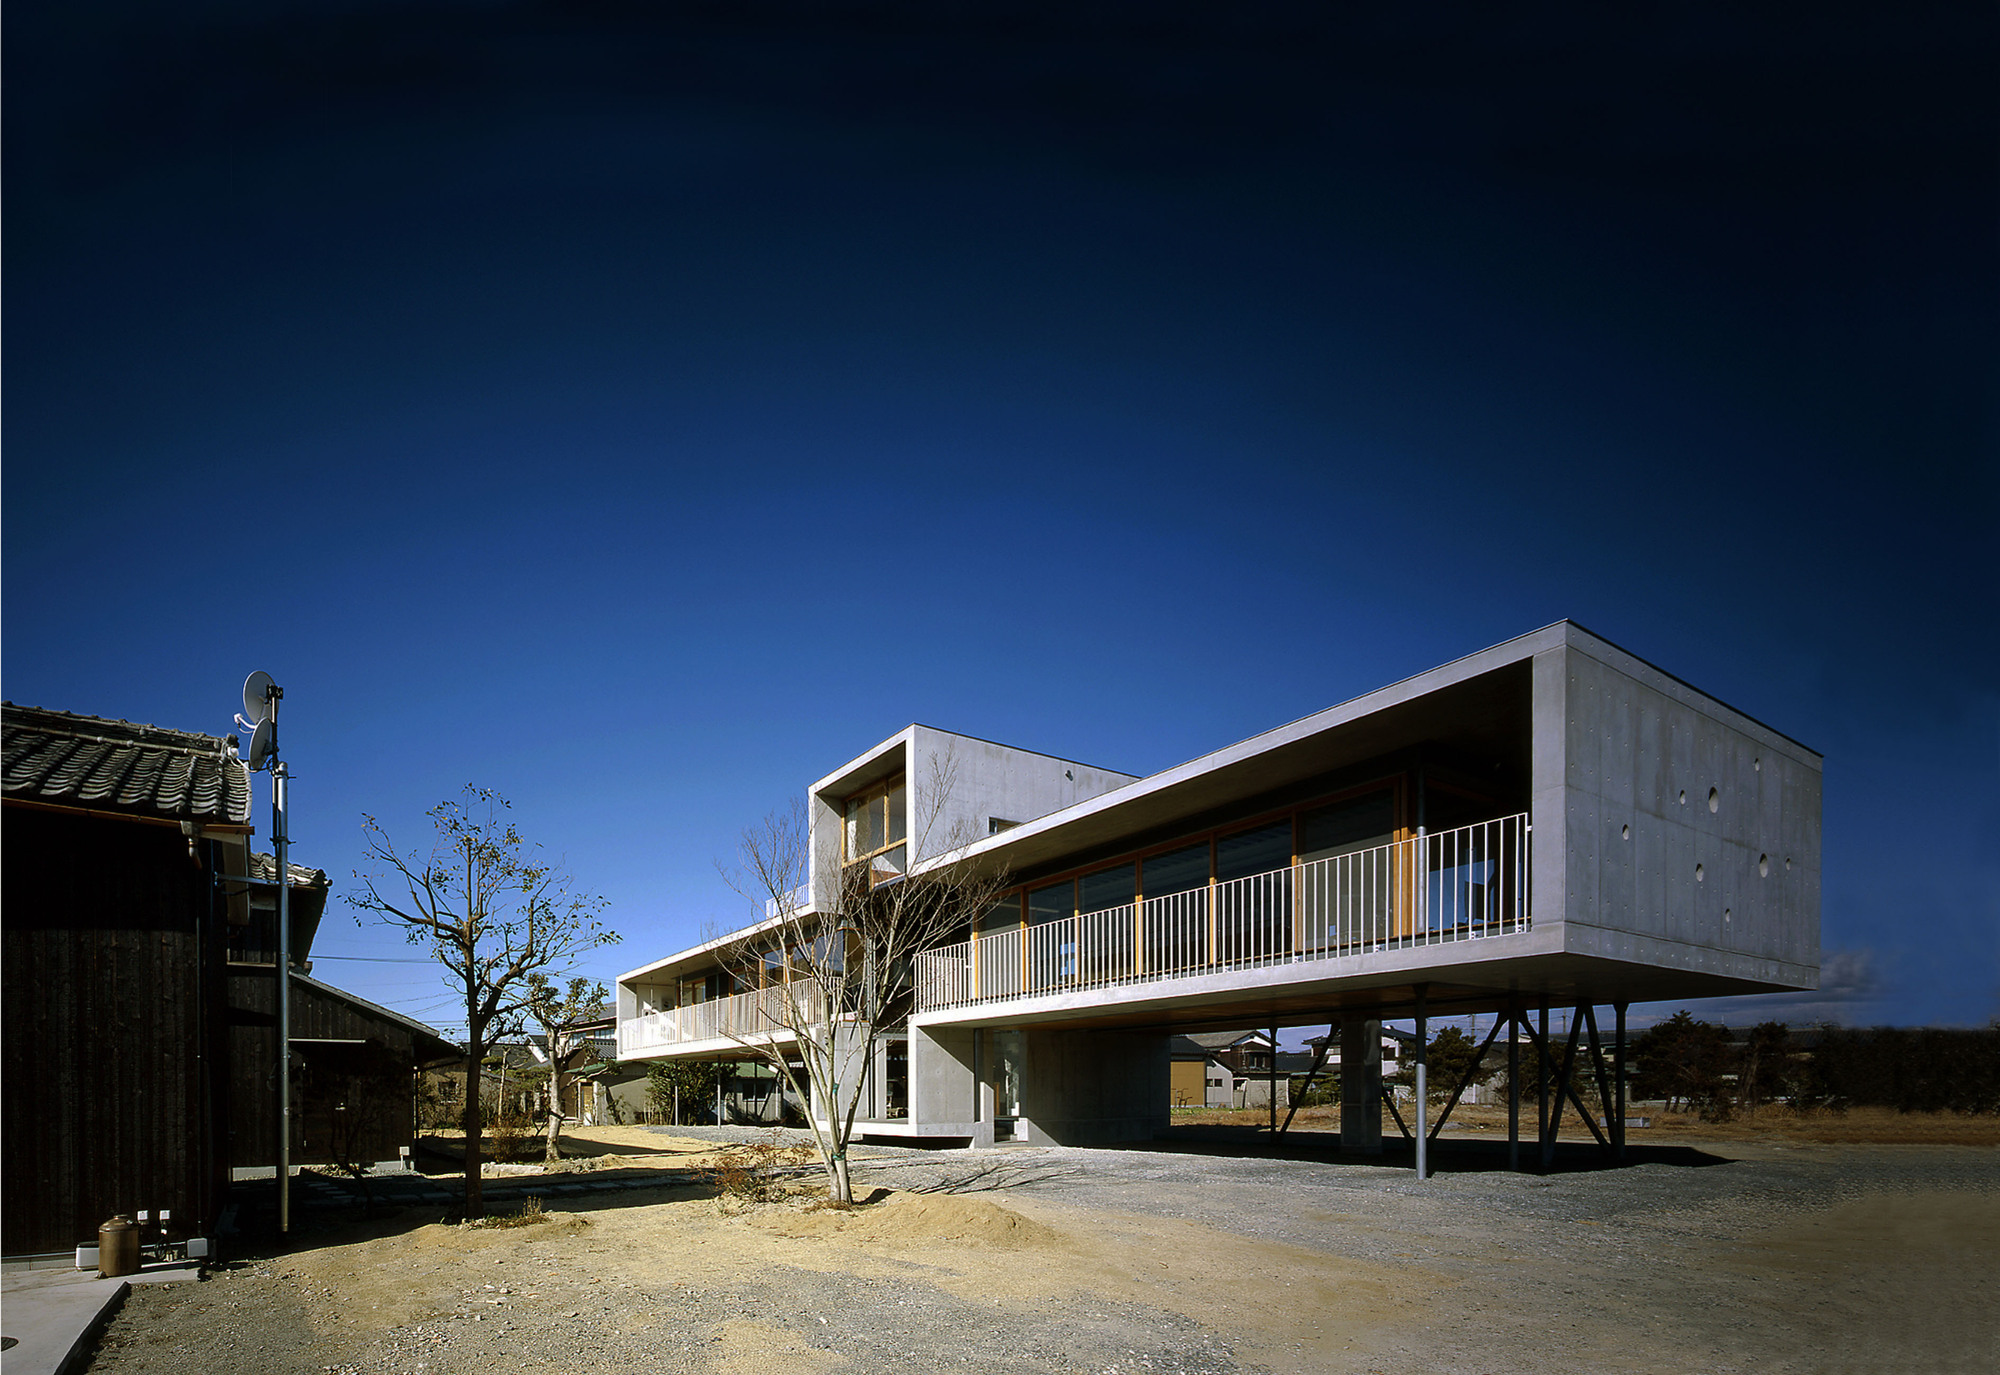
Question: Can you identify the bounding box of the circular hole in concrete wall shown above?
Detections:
[1695,863,1705,882]
[1621,824,1631,841]
[1708,787,1720,813]
[1678,790,1687,806]
[1759,853,1770,877]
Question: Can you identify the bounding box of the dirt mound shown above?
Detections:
[759,1189,1068,1250]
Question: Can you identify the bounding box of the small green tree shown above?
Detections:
[1632,1010,1734,1115]
[646,1059,729,1124]
[525,974,609,1162]
[1738,1021,1793,1117]
[1391,1025,1497,1105]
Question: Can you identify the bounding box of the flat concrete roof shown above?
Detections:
[626,621,1819,993]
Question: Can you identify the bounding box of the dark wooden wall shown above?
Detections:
[1,808,229,1256]
[228,969,438,1169]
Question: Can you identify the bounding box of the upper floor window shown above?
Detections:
[845,774,908,879]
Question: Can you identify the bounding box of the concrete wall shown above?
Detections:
[1551,640,1821,987]
[907,726,1136,863]
[1233,1074,1290,1112]
[1018,1027,1169,1146]
[909,1022,986,1143]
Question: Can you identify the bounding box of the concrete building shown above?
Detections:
[617,623,1820,1165]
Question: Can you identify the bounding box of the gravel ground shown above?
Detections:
[80,1128,1998,1375]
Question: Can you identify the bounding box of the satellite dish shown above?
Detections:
[247,718,275,772]
[242,671,278,725]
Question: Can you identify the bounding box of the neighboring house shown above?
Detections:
[1169,1030,1308,1109]
[2,703,452,1259]
[1169,1034,1241,1108]
[616,623,1821,1162]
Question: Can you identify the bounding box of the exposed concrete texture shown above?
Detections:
[1017,1028,1168,1146]
[906,1023,986,1145]
[1340,1017,1383,1154]
[806,725,1137,908]
[907,725,1137,862]
[1553,639,1821,988]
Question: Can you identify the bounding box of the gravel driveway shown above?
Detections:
[81,1129,1998,1375]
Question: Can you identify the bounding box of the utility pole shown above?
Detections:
[236,673,291,1233]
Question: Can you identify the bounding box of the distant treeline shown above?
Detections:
[1796,1025,2000,1115]
[1627,1013,2000,1118]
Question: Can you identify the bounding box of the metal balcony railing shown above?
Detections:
[618,980,821,1057]
[916,813,1530,1013]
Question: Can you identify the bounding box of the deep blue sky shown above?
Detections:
[6,3,1994,1037]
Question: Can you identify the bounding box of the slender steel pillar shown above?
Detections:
[1268,1024,1278,1136]
[1506,1003,1520,1172]
[1537,1000,1550,1172]
[1413,986,1428,1180]
[1614,1001,1629,1164]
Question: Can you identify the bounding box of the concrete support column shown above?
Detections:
[1339,1017,1383,1154]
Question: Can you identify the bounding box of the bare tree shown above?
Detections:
[721,757,1006,1203]
[349,787,617,1216]
[525,973,609,1162]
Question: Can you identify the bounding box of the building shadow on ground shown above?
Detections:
[1137,1125,1731,1172]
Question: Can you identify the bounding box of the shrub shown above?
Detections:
[702,1132,814,1207]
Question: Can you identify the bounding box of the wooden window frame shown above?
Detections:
[842,773,909,868]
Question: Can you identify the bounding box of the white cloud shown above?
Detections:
[1629,947,1888,1029]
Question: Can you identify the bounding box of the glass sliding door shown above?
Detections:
[1141,843,1210,975]
[1076,864,1136,983]
[1215,820,1294,965]
[1298,790,1396,951]
[1026,881,1075,988]
[990,1030,1025,1140]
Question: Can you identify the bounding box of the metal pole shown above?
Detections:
[1537,1000,1550,1172]
[1506,1003,1520,1172]
[1614,1001,1628,1164]
[1268,1024,1278,1136]
[274,751,291,1235]
[1414,986,1428,1180]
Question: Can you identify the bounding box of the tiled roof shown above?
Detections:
[2,702,251,826]
[250,851,328,890]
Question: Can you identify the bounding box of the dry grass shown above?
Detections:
[467,1195,590,1230]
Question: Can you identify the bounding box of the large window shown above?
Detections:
[844,775,908,881]
[1028,880,1076,981]
[1142,843,1210,974]
[1076,865,1136,981]
[1299,789,1397,949]
[1216,820,1294,963]
[976,775,1442,975]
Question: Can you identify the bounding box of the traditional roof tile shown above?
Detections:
[249,851,328,890]
[2,703,251,826]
